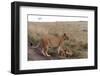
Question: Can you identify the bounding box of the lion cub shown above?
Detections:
[58,47,73,57]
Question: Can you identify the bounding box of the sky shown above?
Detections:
[28,14,88,22]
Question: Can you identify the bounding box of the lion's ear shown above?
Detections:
[63,33,66,36]
[63,33,69,40]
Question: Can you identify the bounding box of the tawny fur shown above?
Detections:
[58,47,73,57]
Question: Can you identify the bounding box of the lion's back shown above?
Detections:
[41,34,63,47]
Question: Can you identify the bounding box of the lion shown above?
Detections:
[31,33,69,57]
[58,47,73,57]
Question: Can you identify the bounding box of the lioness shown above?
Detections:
[33,33,69,57]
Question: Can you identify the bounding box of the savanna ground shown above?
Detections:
[28,21,88,61]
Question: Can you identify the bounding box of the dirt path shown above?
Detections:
[28,46,87,61]
[28,46,60,61]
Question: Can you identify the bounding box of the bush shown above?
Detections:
[28,33,40,46]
